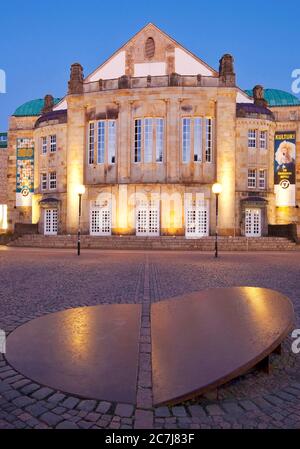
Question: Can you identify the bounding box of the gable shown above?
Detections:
[85,23,217,82]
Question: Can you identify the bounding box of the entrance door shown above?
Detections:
[136,200,160,237]
[90,202,112,236]
[245,209,261,237]
[44,209,58,235]
[185,200,209,238]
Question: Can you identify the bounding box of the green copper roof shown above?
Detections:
[0,132,7,149]
[245,88,300,107]
[13,98,61,117]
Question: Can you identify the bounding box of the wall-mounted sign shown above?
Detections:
[16,138,34,207]
[274,131,296,207]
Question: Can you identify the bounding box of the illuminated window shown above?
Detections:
[135,118,164,163]
[97,121,105,164]
[194,118,202,162]
[144,118,153,163]
[182,118,191,163]
[88,123,95,164]
[49,172,57,190]
[205,118,213,162]
[41,137,47,154]
[41,173,47,191]
[134,119,142,163]
[260,131,267,150]
[182,117,208,163]
[248,169,256,188]
[156,118,164,162]
[108,121,116,164]
[50,135,57,153]
[259,169,266,189]
[248,130,257,148]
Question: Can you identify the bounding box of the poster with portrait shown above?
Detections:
[16,138,34,207]
[274,131,296,207]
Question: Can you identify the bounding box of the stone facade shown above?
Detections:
[0,132,7,231]
[5,24,300,239]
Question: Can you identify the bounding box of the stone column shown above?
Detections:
[117,99,131,183]
[66,96,86,234]
[166,98,179,182]
[216,89,237,236]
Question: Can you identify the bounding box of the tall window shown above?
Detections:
[97,121,105,164]
[205,118,212,162]
[248,130,257,148]
[88,123,95,164]
[194,118,202,162]
[50,135,57,153]
[259,169,266,189]
[144,119,153,163]
[260,131,267,150]
[134,118,164,163]
[156,118,164,162]
[134,119,142,163]
[49,172,57,190]
[182,118,191,163]
[42,137,47,155]
[41,173,47,190]
[182,117,211,163]
[108,121,116,164]
[248,169,256,188]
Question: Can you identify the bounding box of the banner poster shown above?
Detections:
[274,131,296,207]
[16,138,34,207]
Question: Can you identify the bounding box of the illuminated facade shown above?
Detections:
[6,24,300,239]
[0,132,8,231]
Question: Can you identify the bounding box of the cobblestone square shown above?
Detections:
[0,247,300,429]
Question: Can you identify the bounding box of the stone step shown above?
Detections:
[8,235,297,251]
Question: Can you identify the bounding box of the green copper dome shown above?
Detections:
[245,89,300,107]
[13,98,61,117]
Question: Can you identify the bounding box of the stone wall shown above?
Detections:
[0,147,7,204]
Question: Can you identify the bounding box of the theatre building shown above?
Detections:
[6,24,300,240]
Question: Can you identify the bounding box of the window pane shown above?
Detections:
[42,137,47,154]
[88,123,95,164]
[259,169,266,188]
[41,173,47,190]
[49,172,57,190]
[97,121,105,164]
[156,118,164,162]
[134,119,142,163]
[248,130,257,148]
[50,135,57,153]
[248,169,256,188]
[108,121,116,164]
[205,118,212,162]
[194,118,202,162]
[182,118,191,163]
[260,131,267,150]
[144,118,153,163]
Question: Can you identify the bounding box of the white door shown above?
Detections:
[185,200,209,238]
[136,200,160,237]
[245,209,261,237]
[90,203,111,236]
[44,209,58,235]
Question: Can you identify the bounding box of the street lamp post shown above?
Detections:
[212,183,223,258]
[77,185,86,256]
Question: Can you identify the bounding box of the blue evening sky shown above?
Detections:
[0,0,299,130]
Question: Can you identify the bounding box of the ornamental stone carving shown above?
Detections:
[68,63,84,95]
[219,54,236,87]
[42,94,54,114]
[253,85,268,107]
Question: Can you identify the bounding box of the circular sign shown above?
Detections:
[21,187,30,197]
[280,179,290,190]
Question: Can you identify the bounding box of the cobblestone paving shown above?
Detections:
[0,247,300,429]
